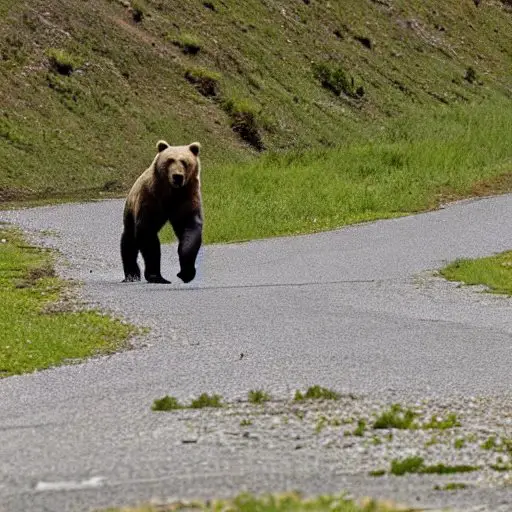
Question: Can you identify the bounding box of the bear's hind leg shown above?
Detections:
[137,231,170,284]
[121,230,141,282]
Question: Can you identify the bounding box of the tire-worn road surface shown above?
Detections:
[1,195,512,512]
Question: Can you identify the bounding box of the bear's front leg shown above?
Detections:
[175,216,202,284]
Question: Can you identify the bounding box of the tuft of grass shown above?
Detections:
[440,251,512,296]
[373,404,418,430]
[481,436,498,450]
[0,229,136,377]
[420,463,478,475]
[189,393,223,409]
[369,469,386,477]
[248,389,271,404]
[480,435,512,453]
[490,462,512,471]
[45,48,82,76]
[294,385,340,402]
[312,61,364,99]
[353,419,367,437]
[422,412,461,430]
[240,418,253,427]
[454,438,466,450]
[185,67,221,98]
[315,415,327,434]
[172,33,201,55]
[390,456,478,476]
[221,96,264,151]
[99,490,412,512]
[390,456,425,476]
[434,483,468,491]
[152,395,182,411]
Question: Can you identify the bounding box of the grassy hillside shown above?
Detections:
[1,0,512,239]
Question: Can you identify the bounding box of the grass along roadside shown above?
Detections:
[0,227,137,377]
[439,250,512,296]
[100,491,419,512]
[158,98,512,244]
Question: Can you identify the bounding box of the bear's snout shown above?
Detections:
[171,174,184,187]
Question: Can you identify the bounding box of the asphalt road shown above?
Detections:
[1,194,512,512]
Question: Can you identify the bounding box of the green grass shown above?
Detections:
[171,33,201,55]
[101,491,414,512]
[454,438,465,450]
[373,405,418,430]
[480,435,512,453]
[440,250,512,296]
[157,97,512,245]
[151,395,182,411]
[189,393,223,409]
[481,436,498,450]
[353,419,367,437]
[390,456,478,476]
[2,0,512,228]
[422,413,461,430]
[0,228,135,377]
[248,389,271,404]
[294,385,340,402]
[390,456,425,476]
[151,392,223,411]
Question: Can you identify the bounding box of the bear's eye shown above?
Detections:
[168,158,175,165]
[180,159,187,169]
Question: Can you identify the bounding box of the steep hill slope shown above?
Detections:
[1,0,511,201]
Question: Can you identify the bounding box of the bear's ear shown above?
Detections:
[189,142,201,156]
[156,140,170,152]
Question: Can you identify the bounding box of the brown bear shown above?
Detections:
[120,140,203,284]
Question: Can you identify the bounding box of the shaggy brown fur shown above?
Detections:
[120,140,203,284]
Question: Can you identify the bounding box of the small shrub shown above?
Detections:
[46,48,82,76]
[222,97,264,151]
[190,393,223,408]
[294,385,340,401]
[373,404,418,430]
[248,389,271,404]
[312,61,364,99]
[152,395,182,411]
[185,67,221,97]
[390,456,424,476]
[173,33,201,55]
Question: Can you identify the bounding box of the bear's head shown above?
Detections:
[154,140,201,189]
